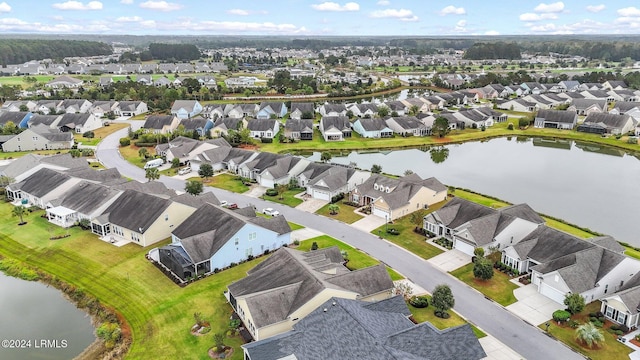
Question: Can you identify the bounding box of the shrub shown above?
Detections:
[627,137,638,144]
[552,310,571,322]
[119,137,131,146]
[474,247,485,257]
[293,240,300,246]
[507,123,514,130]
[311,242,318,250]
[434,310,450,319]
[330,192,344,204]
[260,137,273,143]
[610,324,620,331]
[518,118,530,128]
[598,316,605,323]
[616,330,624,336]
[409,295,429,308]
[265,188,278,196]
[593,320,604,328]
[568,320,579,328]
[620,325,630,333]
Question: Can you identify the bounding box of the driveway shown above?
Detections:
[505,284,562,326]
[427,249,472,272]
[351,215,386,232]
[479,335,524,360]
[294,197,327,213]
[243,185,267,198]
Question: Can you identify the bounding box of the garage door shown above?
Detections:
[454,240,475,256]
[539,282,566,304]
[261,178,275,189]
[313,189,330,201]
[372,206,389,220]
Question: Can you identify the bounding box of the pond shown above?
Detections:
[307,137,640,247]
[0,272,96,360]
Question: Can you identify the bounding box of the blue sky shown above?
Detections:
[0,1,639,36]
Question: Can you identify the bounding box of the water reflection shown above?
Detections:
[429,146,450,164]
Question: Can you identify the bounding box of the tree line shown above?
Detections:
[463,42,522,60]
[0,39,112,66]
[148,43,202,62]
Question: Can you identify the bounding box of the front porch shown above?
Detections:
[46,206,77,228]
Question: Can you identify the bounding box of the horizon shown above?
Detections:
[0,1,639,36]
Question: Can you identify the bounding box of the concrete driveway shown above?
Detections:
[351,215,386,232]
[427,249,472,272]
[479,335,524,360]
[505,284,562,326]
[244,185,267,198]
[295,197,327,213]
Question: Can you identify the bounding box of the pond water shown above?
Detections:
[0,272,96,360]
[307,137,640,247]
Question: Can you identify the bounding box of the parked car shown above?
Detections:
[227,203,238,210]
[178,167,191,175]
[220,200,228,207]
[144,158,163,169]
[262,208,280,217]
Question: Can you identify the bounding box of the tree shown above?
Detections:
[408,105,420,116]
[12,205,27,225]
[320,151,332,163]
[575,322,604,349]
[431,284,455,317]
[432,117,451,138]
[328,204,340,215]
[403,169,414,176]
[371,164,382,173]
[198,163,214,182]
[276,183,288,200]
[78,218,91,230]
[171,158,180,168]
[564,293,586,315]
[145,167,159,182]
[377,105,390,118]
[394,281,413,300]
[138,148,149,159]
[473,256,494,281]
[311,241,319,250]
[185,180,203,196]
[409,209,427,230]
[474,247,485,257]
[213,332,225,353]
[83,131,95,139]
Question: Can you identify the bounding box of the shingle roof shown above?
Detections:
[247,119,277,132]
[101,189,173,232]
[243,296,485,360]
[0,111,29,126]
[285,118,314,133]
[536,109,577,124]
[57,181,122,215]
[583,113,633,131]
[179,118,209,131]
[57,113,91,128]
[290,102,314,115]
[356,174,446,210]
[12,167,71,198]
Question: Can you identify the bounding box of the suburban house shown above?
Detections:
[520,82,547,95]
[6,167,84,208]
[1,125,73,152]
[609,90,640,103]
[284,118,314,140]
[567,99,607,116]
[0,111,33,129]
[580,90,615,103]
[385,116,428,136]
[45,181,123,228]
[210,117,246,138]
[178,118,212,137]
[385,100,408,115]
[90,189,199,247]
[202,104,227,119]
[58,99,92,114]
[116,101,148,117]
[348,103,379,118]
[496,98,537,112]
[600,273,640,329]
[257,102,287,119]
[352,118,393,138]
[236,153,309,188]
[533,109,578,129]
[319,103,348,117]
[226,246,394,341]
[609,102,640,122]
[578,113,636,135]
[247,119,279,139]
[0,153,88,184]
[190,146,255,173]
[289,102,315,120]
[320,116,352,141]
[482,83,509,99]
[155,136,225,165]
[423,197,545,256]
[227,104,259,119]
[143,115,180,134]
[57,113,103,133]
[155,203,291,280]
[242,296,485,360]
[91,101,119,118]
[170,100,203,119]
[603,80,628,91]
[297,162,370,201]
[351,174,447,221]
[45,75,83,89]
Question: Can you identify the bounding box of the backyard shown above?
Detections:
[315,201,364,224]
[74,122,130,147]
[187,173,250,193]
[261,188,304,207]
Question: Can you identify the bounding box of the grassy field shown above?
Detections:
[0,149,66,160]
[370,202,448,260]
[315,201,364,224]
[261,188,304,207]
[74,122,130,146]
[539,302,633,360]
[194,173,250,193]
[296,235,404,281]
[450,263,519,306]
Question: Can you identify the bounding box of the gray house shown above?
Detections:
[1,125,73,152]
[284,119,314,140]
[289,102,315,120]
[242,296,486,360]
[320,116,352,141]
[578,113,636,135]
[533,109,577,129]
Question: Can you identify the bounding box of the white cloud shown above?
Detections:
[519,12,557,21]
[116,16,143,22]
[534,2,564,13]
[439,5,465,16]
[0,2,11,12]
[52,1,103,10]
[370,8,418,21]
[311,2,359,12]
[227,9,249,16]
[586,4,605,13]
[484,30,500,35]
[617,7,640,17]
[139,1,182,12]
[376,0,389,5]
[455,19,466,32]
[184,20,308,34]
[120,0,133,4]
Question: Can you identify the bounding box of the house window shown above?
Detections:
[604,284,608,294]
[165,214,169,221]
[249,232,257,241]
[605,306,614,318]
[32,136,38,141]
[234,237,239,245]
[245,247,253,257]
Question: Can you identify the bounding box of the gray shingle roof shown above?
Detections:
[13,167,71,198]
[247,119,277,132]
[0,111,29,126]
[179,118,208,131]
[57,181,122,215]
[243,296,485,360]
[101,189,172,232]
[355,173,446,211]
[143,115,175,129]
[356,118,389,131]
[290,102,314,115]
[57,113,91,128]
[285,119,314,133]
[583,113,633,131]
[536,109,577,124]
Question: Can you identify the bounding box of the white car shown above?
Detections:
[178,167,191,175]
[262,208,280,217]
[220,200,228,207]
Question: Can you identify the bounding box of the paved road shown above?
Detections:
[97,126,583,360]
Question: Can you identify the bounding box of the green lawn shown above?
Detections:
[0,149,68,160]
[370,204,447,260]
[74,122,130,147]
[287,222,304,231]
[539,302,632,360]
[0,201,247,360]
[120,144,150,168]
[450,263,518,306]
[408,298,487,339]
[190,173,249,193]
[262,189,304,207]
[315,201,364,224]
[296,235,404,281]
